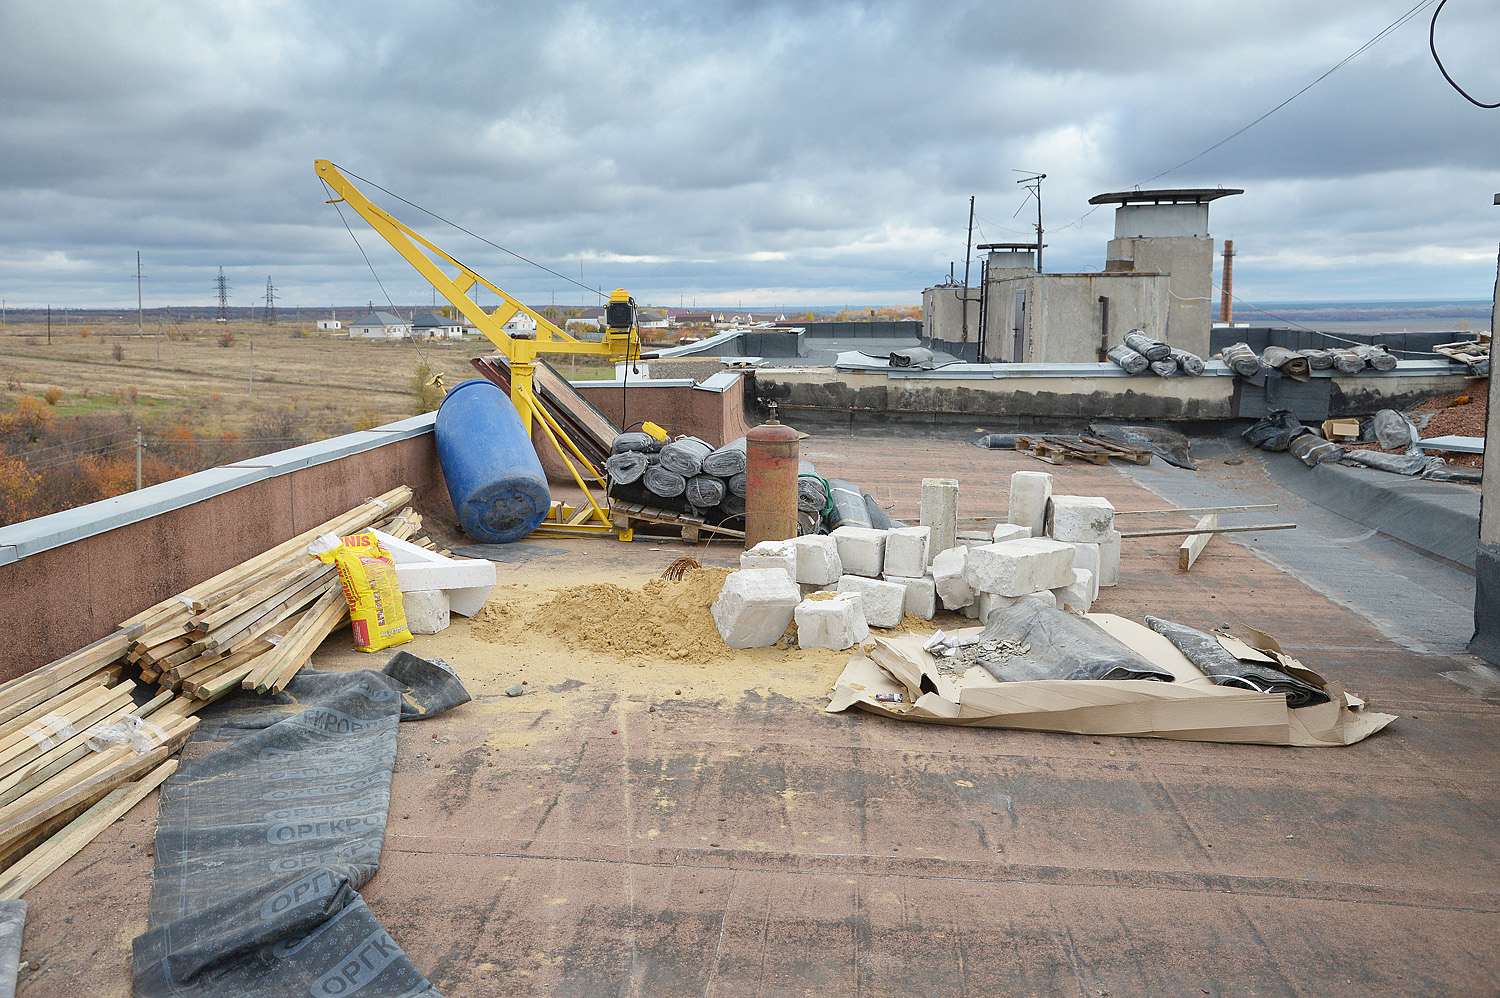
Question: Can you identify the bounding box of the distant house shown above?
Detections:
[316,319,342,330]
[411,312,464,339]
[637,309,668,329]
[502,312,538,337]
[347,311,412,339]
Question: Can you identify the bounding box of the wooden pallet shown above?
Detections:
[1015,434,1153,467]
[610,501,745,543]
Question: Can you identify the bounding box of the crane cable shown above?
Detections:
[1429,0,1500,107]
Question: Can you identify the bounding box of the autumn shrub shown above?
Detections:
[43,387,62,406]
[218,331,236,347]
[112,344,125,361]
[410,363,444,414]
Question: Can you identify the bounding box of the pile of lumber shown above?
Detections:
[1015,434,1154,467]
[125,487,436,700]
[0,486,439,900]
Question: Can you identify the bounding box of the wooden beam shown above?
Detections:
[1118,522,1296,538]
[1179,514,1218,570]
[1116,504,1278,517]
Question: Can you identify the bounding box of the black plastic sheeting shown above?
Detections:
[1243,409,1307,452]
[974,600,1176,683]
[0,901,23,998]
[133,654,470,998]
[1145,617,1330,707]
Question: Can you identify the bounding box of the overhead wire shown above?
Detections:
[1053,0,1441,234]
[1429,0,1500,107]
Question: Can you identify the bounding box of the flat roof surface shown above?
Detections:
[1089,188,1245,204]
[14,432,1499,996]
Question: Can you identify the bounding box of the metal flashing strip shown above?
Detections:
[569,378,697,388]
[692,371,744,393]
[653,330,744,357]
[0,412,438,563]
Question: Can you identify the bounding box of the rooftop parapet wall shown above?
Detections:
[0,413,446,678]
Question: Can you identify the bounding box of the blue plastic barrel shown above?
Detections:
[434,379,551,543]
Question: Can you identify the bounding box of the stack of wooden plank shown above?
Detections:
[1015,434,1154,466]
[125,487,437,701]
[0,486,446,900]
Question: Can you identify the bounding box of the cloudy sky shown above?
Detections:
[2,0,1498,311]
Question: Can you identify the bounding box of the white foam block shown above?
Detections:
[930,545,973,609]
[964,537,1078,597]
[373,529,497,618]
[978,589,1056,623]
[402,589,450,635]
[991,523,1031,544]
[791,534,843,586]
[884,574,938,620]
[1052,568,1095,612]
[795,592,869,650]
[884,526,931,578]
[1070,542,1101,586]
[1099,530,1122,588]
[740,539,797,581]
[711,569,802,648]
[1007,471,1052,537]
[1046,495,1116,543]
[831,525,887,578]
[836,575,907,628]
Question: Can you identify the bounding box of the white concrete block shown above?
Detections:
[978,589,1056,623]
[961,600,981,619]
[957,529,992,544]
[884,574,938,620]
[963,538,1078,597]
[836,575,908,628]
[1046,495,1116,543]
[740,540,798,581]
[711,569,802,648]
[402,589,450,635]
[374,529,497,617]
[930,545,973,609]
[1007,471,1052,537]
[831,525,887,578]
[1052,568,1095,612]
[1099,530,1122,588]
[791,534,843,586]
[991,523,1031,544]
[1070,542,1101,587]
[884,526,930,578]
[920,478,959,563]
[794,592,869,650]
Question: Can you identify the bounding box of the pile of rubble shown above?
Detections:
[711,470,1120,651]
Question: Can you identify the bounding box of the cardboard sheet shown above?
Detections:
[827,614,1395,747]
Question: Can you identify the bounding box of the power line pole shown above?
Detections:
[135,428,143,490]
[961,195,975,343]
[46,305,51,345]
[137,251,144,337]
[262,276,277,324]
[215,267,231,322]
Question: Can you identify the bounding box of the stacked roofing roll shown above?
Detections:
[727,471,748,498]
[658,436,713,476]
[1329,349,1367,374]
[685,474,726,508]
[1107,344,1149,374]
[604,451,650,485]
[1297,348,1336,370]
[611,432,662,455]
[1221,342,1264,377]
[1123,330,1171,361]
[642,465,686,498]
[1352,344,1398,371]
[1262,346,1310,379]
[1170,348,1205,376]
[1148,359,1178,377]
[701,438,746,477]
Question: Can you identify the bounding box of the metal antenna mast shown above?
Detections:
[215,267,231,321]
[1014,171,1046,273]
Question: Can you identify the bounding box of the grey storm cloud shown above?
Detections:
[1,0,1497,309]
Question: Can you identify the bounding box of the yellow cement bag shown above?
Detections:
[311,530,411,652]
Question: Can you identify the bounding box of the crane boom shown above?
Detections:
[314,158,638,539]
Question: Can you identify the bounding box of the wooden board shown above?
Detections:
[1179,514,1218,571]
[471,355,618,469]
[611,501,745,541]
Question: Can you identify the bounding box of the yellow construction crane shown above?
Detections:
[314,159,641,538]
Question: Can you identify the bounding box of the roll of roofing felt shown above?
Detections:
[1144,616,1329,708]
[826,479,872,529]
[1261,345,1310,378]
[727,471,747,498]
[1107,344,1149,374]
[658,436,713,476]
[1330,349,1366,373]
[1220,342,1263,377]
[797,475,828,514]
[611,432,662,455]
[605,451,650,485]
[685,474,726,508]
[1297,348,1336,370]
[701,437,747,477]
[1123,330,1171,361]
[1149,359,1178,377]
[1170,348,1205,376]
[643,465,687,498]
[1352,344,1398,371]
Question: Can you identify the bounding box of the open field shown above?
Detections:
[0,317,624,436]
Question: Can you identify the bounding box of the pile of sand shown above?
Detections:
[473,567,734,664]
